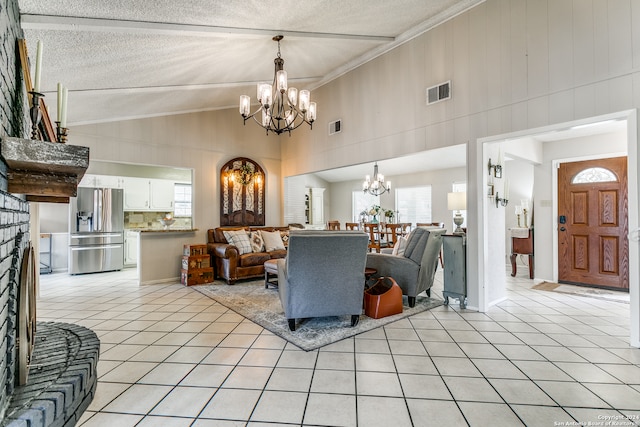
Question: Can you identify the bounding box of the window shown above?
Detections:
[174,184,192,217]
[451,182,467,230]
[572,167,617,184]
[352,191,380,222]
[395,186,432,225]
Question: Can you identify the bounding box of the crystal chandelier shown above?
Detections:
[363,162,391,196]
[239,35,316,135]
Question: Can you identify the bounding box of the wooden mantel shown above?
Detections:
[1,136,89,203]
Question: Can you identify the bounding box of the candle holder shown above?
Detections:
[523,208,528,228]
[516,213,521,227]
[495,192,509,208]
[29,91,44,140]
[55,121,68,143]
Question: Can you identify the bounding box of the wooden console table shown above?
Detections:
[510,228,534,279]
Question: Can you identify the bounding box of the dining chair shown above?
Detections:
[399,223,412,237]
[384,223,403,247]
[345,222,360,230]
[363,223,383,252]
[326,220,341,230]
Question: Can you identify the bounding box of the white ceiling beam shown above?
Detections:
[20,14,395,42]
[39,77,321,96]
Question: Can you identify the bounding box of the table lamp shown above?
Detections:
[448,192,467,234]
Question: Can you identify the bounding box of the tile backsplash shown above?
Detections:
[124,211,192,230]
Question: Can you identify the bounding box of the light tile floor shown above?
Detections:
[37,268,640,427]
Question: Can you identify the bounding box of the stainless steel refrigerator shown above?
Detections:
[69,188,124,275]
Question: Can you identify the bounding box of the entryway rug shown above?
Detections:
[532,281,630,304]
[195,280,444,351]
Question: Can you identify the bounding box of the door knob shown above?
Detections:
[560,227,566,231]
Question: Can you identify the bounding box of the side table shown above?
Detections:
[442,234,467,308]
[264,259,279,289]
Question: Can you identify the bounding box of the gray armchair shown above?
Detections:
[366,227,445,307]
[277,230,369,331]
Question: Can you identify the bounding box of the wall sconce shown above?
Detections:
[495,192,509,207]
[487,158,502,178]
[495,179,509,208]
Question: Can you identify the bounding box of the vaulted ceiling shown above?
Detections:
[18,0,482,126]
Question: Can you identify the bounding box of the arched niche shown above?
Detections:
[220,157,265,226]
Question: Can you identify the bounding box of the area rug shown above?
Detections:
[532,281,630,304]
[195,280,443,351]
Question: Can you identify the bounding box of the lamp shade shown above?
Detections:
[447,192,466,211]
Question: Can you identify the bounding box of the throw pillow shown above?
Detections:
[392,236,408,257]
[261,230,286,251]
[223,230,252,255]
[280,230,290,247]
[249,231,265,253]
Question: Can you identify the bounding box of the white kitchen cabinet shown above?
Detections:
[149,179,174,210]
[124,230,139,266]
[79,174,124,189]
[123,177,175,211]
[123,177,150,210]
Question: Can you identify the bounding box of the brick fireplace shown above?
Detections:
[0,2,98,426]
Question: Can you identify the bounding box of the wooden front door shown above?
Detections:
[558,157,629,289]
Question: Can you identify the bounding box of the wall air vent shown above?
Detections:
[328,119,342,135]
[426,81,451,105]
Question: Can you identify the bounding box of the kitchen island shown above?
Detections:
[131,228,201,285]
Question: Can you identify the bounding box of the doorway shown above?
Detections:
[557,157,629,290]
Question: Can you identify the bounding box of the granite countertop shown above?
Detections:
[132,228,198,233]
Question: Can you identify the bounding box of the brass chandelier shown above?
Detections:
[239,35,317,135]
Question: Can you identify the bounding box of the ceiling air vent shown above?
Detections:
[426,81,451,105]
[328,119,342,135]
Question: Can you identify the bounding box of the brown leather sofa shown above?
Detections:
[207,226,290,284]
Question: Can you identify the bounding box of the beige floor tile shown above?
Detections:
[406,398,467,426]
[265,367,313,392]
[199,388,261,420]
[303,393,356,426]
[393,354,438,375]
[79,412,144,427]
[187,333,228,347]
[512,360,574,381]
[422,341,466,357]
[180,364,234,387]
[356,371,403,397]
[399,373,452,400]
[103,384,173,414]
[153,332,198,346]
[471,358,527,379]
[99,361,158,383]
[250,391,308,424]
[129,345,180,362]
[218,333,259,348]
[355,353,396,372]
[136,415,195,427]
[489,378,556,405]
[354,338,391,354]
[431,356,483,377]
[275,350,318,369]
[151,386,217,417]
[584,383,640,410]
[536,380,612,408]
[165,346,213,363]
[310,369,355,394]
[444,376,503,402]
[222,366,273,389]
[457,402,525,427]
[238,348,282,367]
[554,362,622,383]
[139,363,197,385]
[201,347,248,365]
[357,396,412,427]
[315,351,355,371]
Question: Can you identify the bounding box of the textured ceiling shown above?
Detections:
[18,0,482,125]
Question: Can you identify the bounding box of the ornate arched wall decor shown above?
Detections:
[220,157,265,226]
